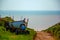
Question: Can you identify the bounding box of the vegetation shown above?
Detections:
[0,16,14,26]
[2,17,14,22]
[0,17,36,40]
[0,26,36,40]
[44,22,60,40]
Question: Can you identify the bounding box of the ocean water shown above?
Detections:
[0,11,60,15]
[0,10,60,31]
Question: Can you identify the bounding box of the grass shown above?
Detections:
[44,23,60,40]
[0,26,36,40]
[0,16,36,40]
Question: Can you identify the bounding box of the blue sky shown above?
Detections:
[0,0,60,31]
[0,0,60,10]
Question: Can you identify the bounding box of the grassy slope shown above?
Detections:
[0,26,36,40]
[0,17,36,40]
[44,23,60,40]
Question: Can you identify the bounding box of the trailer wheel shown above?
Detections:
[15,29,18,35]
[10,28,14,33]
[6,26,9,31]
[26,30,30,34]
[4,21,10,31]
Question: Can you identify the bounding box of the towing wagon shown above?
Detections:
[4,18,29,34]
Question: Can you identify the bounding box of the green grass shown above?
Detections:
[0,26,36,40]
[44,23,60,40]
[0,16,36,40]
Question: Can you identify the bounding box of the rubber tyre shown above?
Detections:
[15,29,18,35]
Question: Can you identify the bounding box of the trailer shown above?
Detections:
[4,18,29,34]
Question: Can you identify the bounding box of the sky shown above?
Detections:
[0,0,60,31]
[0,0,60,10]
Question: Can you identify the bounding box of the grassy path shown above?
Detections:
[33,31,55,40]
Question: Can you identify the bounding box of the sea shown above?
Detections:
[0,10,60,31]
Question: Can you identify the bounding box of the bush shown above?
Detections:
[0,21,4,26]
[44,23,60,40]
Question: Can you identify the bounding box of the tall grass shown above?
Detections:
[44,23,60,40]
[0,26,36,40]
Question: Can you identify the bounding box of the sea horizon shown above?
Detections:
[0,10,60,31]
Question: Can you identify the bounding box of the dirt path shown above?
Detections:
[33,31,55,40]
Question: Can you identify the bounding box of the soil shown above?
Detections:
[33,31,55,40]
